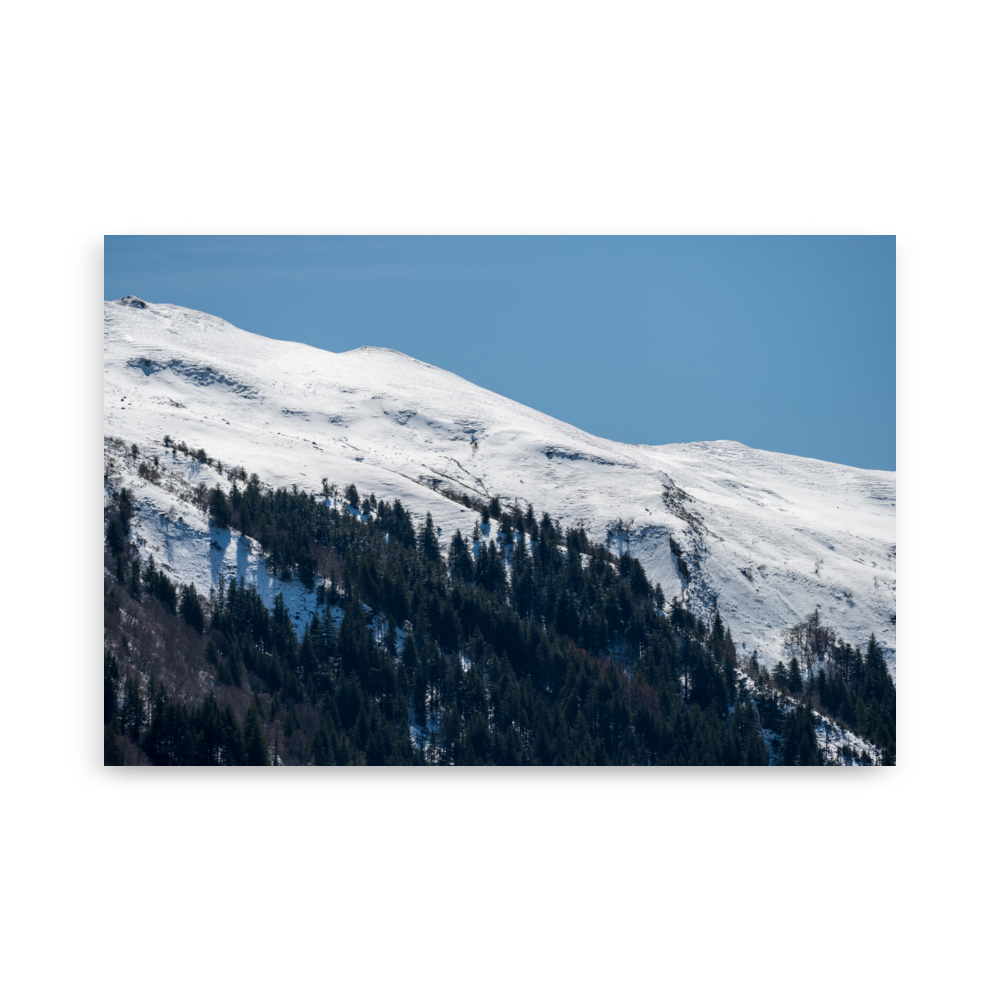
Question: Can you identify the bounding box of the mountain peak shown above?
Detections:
[102,298,895,674]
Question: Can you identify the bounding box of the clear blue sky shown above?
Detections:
[104,236,895,470]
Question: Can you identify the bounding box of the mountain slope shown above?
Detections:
[103,296,895,673]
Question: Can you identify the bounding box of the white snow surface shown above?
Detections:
[104,297,896,674]
[103,435,335,631]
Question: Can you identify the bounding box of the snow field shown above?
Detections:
[104,297,895,678]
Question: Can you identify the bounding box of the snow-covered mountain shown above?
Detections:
[103,295,896,674]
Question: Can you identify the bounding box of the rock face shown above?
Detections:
[103,297,896,674]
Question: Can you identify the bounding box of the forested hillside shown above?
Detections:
[104,465,893,765]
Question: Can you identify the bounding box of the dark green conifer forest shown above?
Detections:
[104,466,894,766]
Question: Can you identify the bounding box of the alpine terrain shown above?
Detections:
[103,296,896,766]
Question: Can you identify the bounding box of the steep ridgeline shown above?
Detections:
[104,297,895,676]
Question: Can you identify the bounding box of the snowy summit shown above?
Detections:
[103,296,896,675]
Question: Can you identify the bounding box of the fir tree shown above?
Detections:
[243,704,270,765]
[420,512,441,563]
[103,650,120,726]
[447,530,474,584]
[121,674,145,743]
[788,657,803,694]
[179,583,205,632]
[106,517,124,557]
[208,485,230,528]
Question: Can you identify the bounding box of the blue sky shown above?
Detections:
[104,236,895,470]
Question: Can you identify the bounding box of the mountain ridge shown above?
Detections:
[104,296,896,676]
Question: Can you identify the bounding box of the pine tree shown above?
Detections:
[209,485,230,528]
[221,648,242,687]
[420,512,440,563]
[106,517,125,557]
[743,726,769,765]
[780,703,820,765]
[525,503,537,535]
[447,530,474,584]
[243,704,270,765]
[121,674,145,743]
[103,650,120,726]
[401,632,418,683]
[788,657,803,694]
[205,639,221,674]
[180,583,205,632]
